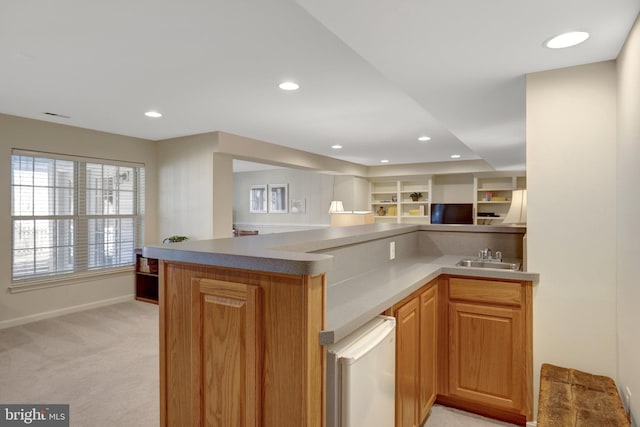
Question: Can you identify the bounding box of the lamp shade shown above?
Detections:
[328,200,345,214]
[330,211,374,227]
[502,190,527,224]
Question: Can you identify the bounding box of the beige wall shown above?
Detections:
[431,173,475,203]
[156,131,373,239]
[233,168,334,228]
[0,114,158,327]
[616,14,640,423]
[156,132,218,240]
[212,153,234,238]
[526,61,618,412]
[332,175,370,211]
[232,168,369,231]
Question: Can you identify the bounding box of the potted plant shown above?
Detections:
[409,192,423,202]
[163,235,188,244]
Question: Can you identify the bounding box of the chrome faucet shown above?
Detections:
[479,248,492,259]
[478,248,503,262]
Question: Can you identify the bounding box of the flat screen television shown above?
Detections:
[430,203,473,224]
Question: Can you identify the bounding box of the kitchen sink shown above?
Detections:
[456,259,521,271]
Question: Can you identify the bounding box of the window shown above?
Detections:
[11,151,145,283]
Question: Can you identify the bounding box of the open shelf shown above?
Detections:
[370,178,431,224]
[135,249,158,304]
[370,173,526,226]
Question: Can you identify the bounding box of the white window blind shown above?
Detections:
[11,152,145,283]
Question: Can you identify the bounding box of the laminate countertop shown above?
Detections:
[144,223,539,345]
[323,254,538,344]
[144,223,419,275]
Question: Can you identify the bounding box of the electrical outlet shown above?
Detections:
[389,241,395,260]
[625,386,632,417]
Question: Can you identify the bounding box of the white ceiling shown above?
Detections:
[1,0,637,170]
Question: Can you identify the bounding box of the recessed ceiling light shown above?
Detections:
[418,136,431,142]
[331,144,343,150]
[144,111,162,118]
[545,31,590,49]
[450,154,461,159]
[380,159,390,163]
[279,81,300,91]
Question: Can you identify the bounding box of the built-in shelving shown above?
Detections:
[370,172,526,226]
[135,249,158,304]
[370,178,431,224]
[474,174,526,225]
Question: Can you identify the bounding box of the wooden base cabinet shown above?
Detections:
[195,278,262,426]
[395,297,419,427]
[440,276,533,424]
[449,302,522,409]
[159,261,326,427]
[419,285,438,420]
[392,279,438,427]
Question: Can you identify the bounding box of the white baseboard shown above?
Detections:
[0,294,135,330]
[526,421,538,427]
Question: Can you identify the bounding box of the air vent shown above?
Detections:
[43,112,71,119]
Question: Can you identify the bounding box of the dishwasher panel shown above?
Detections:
[326,316,396,427]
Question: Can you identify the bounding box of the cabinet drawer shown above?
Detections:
[449,277,522,306]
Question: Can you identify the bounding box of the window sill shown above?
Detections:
[9,267,135,293]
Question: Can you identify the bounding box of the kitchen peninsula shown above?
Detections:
[144,223,539,427]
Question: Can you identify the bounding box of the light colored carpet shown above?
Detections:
[0,300,519,427]
[0,301,159,427]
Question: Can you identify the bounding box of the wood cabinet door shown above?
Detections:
[194,278,263,427]
[449,301,523,411]
[395,297,420,427]
[419,285,437,421]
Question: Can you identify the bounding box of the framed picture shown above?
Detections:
[268,184,289,213]
[291,198,306,214]
[250,185,267,213]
